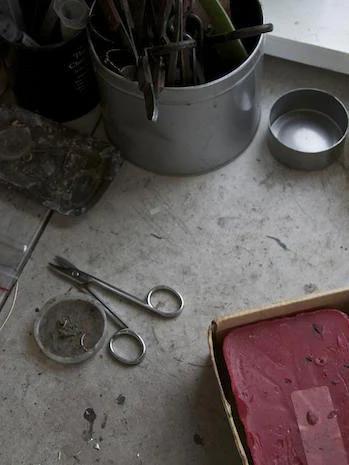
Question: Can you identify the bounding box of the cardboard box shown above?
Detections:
[208,287,349,465]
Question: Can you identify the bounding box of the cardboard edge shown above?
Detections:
[214,287,349,338]
[208,286,349,465]
[208,322,249,465]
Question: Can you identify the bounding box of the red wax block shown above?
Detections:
[223,309,349,465]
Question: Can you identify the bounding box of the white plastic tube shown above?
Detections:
[54,0,89,41]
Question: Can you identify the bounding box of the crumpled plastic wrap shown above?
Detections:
[0,104,122,215]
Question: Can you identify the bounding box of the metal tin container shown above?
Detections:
[268,89,349,171]
[88,9,264,175]
[34,294,107,364]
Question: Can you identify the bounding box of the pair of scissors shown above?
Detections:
[49,256,184,366]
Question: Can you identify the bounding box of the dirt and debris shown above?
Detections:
[312,323,323,336]
[150,233,163,240]
[62,446,82,462]
[101,414,108,430]
[314,357,327,367]
[117,394,126,405]
[193,433,204,446]
[306,411,318,425]
[304,283,318,294]
[328,410,338,419]
[83,408,102,451]
[266,235,289,251]
[83,408,97,442]
[37,299,105,359]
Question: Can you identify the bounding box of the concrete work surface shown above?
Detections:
[1,56,349,465]
[263,0,349,74]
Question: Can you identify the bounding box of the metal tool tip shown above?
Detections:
[53,256,75,269]
[48,262,61,271]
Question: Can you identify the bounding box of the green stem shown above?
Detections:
[199,0,248,64]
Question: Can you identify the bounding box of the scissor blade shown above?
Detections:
[48,257,91,285]
[48,262,75,278]
[48,261,70,275]
[53,255,77,270]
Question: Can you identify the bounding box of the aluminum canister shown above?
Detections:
[88,8,264,175]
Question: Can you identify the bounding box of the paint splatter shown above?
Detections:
[83,408,96,441]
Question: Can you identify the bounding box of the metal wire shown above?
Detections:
[0,281,19,333]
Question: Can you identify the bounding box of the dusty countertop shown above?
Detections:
[1,56,349,465]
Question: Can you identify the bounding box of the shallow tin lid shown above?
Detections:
[268,88,349,170]
[34,293,107,364]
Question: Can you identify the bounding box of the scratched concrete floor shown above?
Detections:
[1,56,349,465]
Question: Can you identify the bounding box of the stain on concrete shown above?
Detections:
[150,233,163,240]
[266,235,289,251]
[101,413,108,429]
[193,433,204,446]
[217,217,234,228]
[304,283,318,294]
[83,408,97,441]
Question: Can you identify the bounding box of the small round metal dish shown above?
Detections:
[34,294,107,364]
[268,89,348,170]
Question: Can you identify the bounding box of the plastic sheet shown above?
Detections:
[0,234,28,305]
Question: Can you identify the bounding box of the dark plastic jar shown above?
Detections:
[7,30,99,122]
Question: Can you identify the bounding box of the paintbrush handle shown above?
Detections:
[96,0,123,32]
[208,23,274,44]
